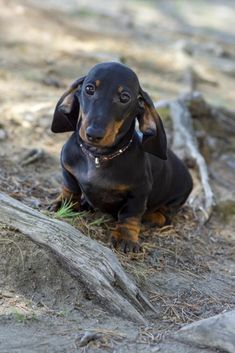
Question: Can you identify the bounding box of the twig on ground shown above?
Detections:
[155,92,217,223]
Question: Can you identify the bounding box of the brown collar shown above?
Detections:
[79,137,133,168]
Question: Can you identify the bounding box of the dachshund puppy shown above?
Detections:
[51,62,193,252]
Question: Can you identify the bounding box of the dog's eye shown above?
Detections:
[85,84,95,95]
[120,91,131,104]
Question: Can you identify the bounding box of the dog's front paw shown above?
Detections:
[111,236,141,253]
[48,187,82,213]
[110,218,141,253]
[48,199,63,212]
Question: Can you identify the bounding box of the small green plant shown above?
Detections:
[12,309,27,323]
[54,200,85,219]
[56,307,70,317]
[12,309,39,323]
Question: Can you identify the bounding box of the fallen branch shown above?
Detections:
[174,309,235,353]
[169,94,215,223]
[155,92,215,223]
[0,192,156,323]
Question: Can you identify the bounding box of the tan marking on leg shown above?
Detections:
[112,217,141,243]
[143,208,168,227]
[61,186,81,210]
[50,186,81,212]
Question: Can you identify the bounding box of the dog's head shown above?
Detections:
[51,62,167,159]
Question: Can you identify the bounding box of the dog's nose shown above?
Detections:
[86,127,104,143]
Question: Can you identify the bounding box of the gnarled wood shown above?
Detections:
[169,95,215,223]
[155,92,216,223]
[0,192,156,323]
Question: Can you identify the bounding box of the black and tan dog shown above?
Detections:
[51,62,193,252]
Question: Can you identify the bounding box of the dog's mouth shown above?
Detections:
[78,117,123,148]
[80,133,117,148]
[79,126,117,148]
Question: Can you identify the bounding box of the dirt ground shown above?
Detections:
[0,0,235,352]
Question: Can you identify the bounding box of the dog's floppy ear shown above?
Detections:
[51,76,86,133]
[137,87,167,160]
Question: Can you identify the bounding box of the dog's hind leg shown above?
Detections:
[143,206,170,227]
[143,192,190,227]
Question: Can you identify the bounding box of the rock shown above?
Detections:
[0,129,7,141]
[173,310,235,353]
[77,331,101,347]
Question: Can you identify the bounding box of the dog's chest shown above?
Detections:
[75,160,130,208]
